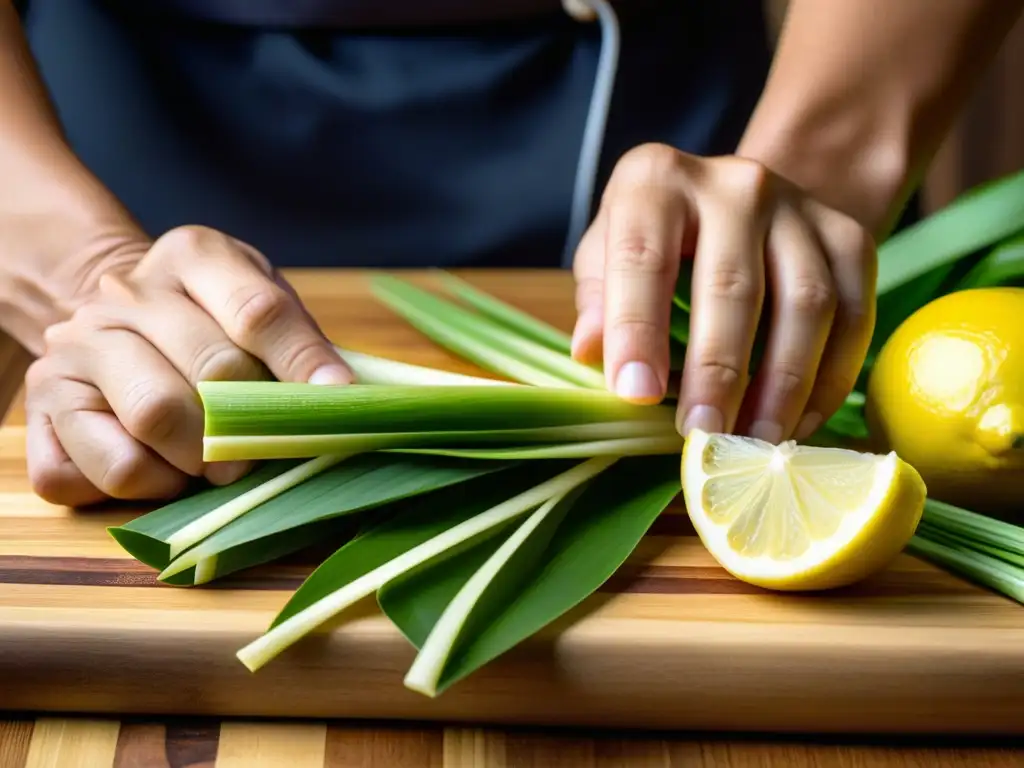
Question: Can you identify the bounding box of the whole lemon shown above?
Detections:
[865,287,1024,514]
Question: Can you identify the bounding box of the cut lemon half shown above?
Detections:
[681,429,927,591]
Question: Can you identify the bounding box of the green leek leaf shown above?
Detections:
[237,459,613,671]
[265,463,571,631]
[372,275,603,388]
[378,455,681,696]
[157,455,515,582]
[435,271,574,355]
[953,233,1024,291]
[108,460,300,573]
[876,169,1024,296]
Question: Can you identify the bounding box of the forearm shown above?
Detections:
[738,0,1024,237]
[0,1,148,355]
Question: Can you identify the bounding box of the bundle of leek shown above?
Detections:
[108,167,1024,697]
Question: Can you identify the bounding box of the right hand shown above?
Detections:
[25,226,353,507]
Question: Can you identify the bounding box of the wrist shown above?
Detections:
[0,193,150,356]
[737,92,912,237]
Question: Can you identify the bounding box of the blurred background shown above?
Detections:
[765,0,1024,212]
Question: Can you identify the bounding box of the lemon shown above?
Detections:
[866,287,1024,513]
[680,429,926,591]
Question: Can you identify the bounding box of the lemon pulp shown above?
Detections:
[681,429,926,591]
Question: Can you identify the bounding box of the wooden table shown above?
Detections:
[1,269,1023,767]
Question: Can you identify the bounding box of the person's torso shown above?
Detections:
[21,0,771,268]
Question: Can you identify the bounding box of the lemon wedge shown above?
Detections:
[681,429,927,591]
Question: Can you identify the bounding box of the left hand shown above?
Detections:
[571,143,877,444]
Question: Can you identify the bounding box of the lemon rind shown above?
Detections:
[682,429,900,582]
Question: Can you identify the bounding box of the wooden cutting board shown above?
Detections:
[2,269,1023,736]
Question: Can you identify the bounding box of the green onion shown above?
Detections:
[236,457,615,672]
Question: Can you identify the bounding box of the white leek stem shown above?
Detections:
[164,453,351,564]
[404,490,571,696]
[193,556,218,586]
[235,456,617,672]
[333,346,512,387]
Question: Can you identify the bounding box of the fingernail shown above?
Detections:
[794,412,823,441]
[614,362,662,403]
[680,405,724,437]
[205,460,252,486]
[749,420,783,445]
[309,365,352,386]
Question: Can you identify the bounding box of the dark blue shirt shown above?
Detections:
[20,0,771,268]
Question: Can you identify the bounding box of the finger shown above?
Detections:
[152,227,353,385]
[677,173,769,436]
[737,207,836,444]
[46,378,188,501]
[76,326,208,477]
[98,275,268,385]
[25,394,106,508]
[571,212,607,365]
[95,277,260,484]
[602,170,688,404]
[794,208,878,439]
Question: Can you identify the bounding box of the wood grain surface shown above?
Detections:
[1,717,1023,768]
[2,270,1024,763]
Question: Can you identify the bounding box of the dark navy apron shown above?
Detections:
[18,0,773,268]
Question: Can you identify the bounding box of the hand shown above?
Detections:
[25,226,353,507]
[571,144,877,444]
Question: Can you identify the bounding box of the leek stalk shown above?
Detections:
[236,457,616,671]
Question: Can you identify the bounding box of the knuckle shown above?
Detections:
[29,465,71,505]
[152,225,230,258]
[767,364,810,403]
[615,142,686,185]
[191,342,260,383]
[705,265,760,305]
[99,448,150,499]
[273,338,330,379]
[574,278,603,313]
[715,157,772,206]
[120,381,183,443]
[24,359,53,391]
[226,286,293,346]
[693,355,745,392]
[788,278,836,316]
[609,236,672,275]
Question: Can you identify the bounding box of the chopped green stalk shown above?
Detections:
[235,457,617,672]
[372,275,605,389]
[166,453,351,558]
[203,419,679,462]
[201,383,675,438]
[908,533,1024,604]
[390,435,685,460]
[436,271,574,355]
[916,521,1024,569]
[921,499,1024,553]
[403,486,580,697]
[333,346,512,387]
